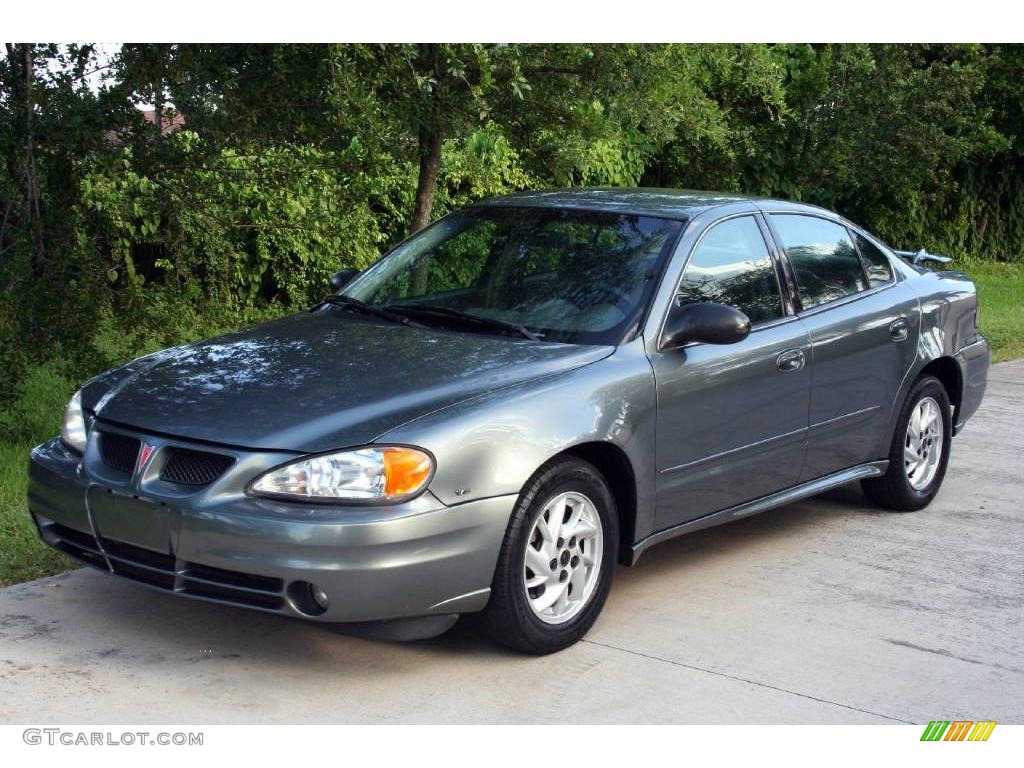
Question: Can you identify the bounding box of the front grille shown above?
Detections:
[159,447,235,487]
[39,520,284,611]
[98,432,140,475]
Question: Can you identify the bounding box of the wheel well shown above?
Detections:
[919,356,962,410]
[559,442,637,566]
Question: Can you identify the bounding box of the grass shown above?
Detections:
[962,260,1024,363]
[0,263,1021,587]
[0,443,72,586]
[0,363,75,586]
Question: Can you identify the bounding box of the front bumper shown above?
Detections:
[28,436,513,623]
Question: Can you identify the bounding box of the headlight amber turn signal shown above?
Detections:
[249,446,433,502]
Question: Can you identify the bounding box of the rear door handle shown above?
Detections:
[776,348,805,372]
[889,317,910,342]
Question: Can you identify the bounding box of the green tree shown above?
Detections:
[3,42,1024,412]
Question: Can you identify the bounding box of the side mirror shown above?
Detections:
[331,268,360,291]
[660,302,751,349]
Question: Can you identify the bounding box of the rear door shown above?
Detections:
[649,213,811,530]
[764,213,919,480]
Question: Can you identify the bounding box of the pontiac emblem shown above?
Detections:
[136,442,156,475]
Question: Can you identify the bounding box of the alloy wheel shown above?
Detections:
[523,491,604,625]
[904,396,944,491]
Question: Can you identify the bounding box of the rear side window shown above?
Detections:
[677,216,784,324]
[853,232,894,287]
[771,214,867,309]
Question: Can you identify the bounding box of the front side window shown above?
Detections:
[853,232,894,287]
[342,207,681,345]
[676,216,784,324]
[771,214,867,309]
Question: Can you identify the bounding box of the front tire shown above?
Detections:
[477,457,619,654]
[862,375,952,511]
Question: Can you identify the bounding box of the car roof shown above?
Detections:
[472,187,830,220]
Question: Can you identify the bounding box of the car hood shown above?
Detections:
[82,311,613,453]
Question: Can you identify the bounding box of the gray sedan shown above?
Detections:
[28,189,989,653]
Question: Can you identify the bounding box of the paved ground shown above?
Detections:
[1,361,1021,724]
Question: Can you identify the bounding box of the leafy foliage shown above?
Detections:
[2,43,1024,409]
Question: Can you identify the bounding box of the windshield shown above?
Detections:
[340,206,682,345]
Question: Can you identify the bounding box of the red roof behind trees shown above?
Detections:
[141,108,186,135]
[105,108,185,144]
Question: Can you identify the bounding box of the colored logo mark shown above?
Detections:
[920,721,996,741]
[137,442,156,473]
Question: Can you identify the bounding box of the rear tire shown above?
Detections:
[477,456,618,655]
[861,375,952,511]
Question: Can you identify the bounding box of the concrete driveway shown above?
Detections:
[2,360,1021,724]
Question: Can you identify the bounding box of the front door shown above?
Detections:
[649,214,811,530]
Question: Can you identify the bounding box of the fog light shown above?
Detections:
[287,580,329,616]
[311,584,329,611]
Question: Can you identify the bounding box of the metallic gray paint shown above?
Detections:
[796,281,921,480]
[381,337,660,528]
[82,311,612,452]
[649,317,812,529]
[28,189,990,631]
[30,436,513,622]
[631,460,890,561]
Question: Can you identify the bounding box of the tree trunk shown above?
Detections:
[407,43,445,295]
[2,44,23,256]
[409,121,444,296]
[20,44,46,274]
[409,122,444,235]
[151,44,171,144]
[408,42,445,237]
[977,209,989,254]
[153,81,164,143]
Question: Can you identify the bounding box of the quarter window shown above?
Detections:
[677,216,784,324]
[771,214,867,309]
[853,232,894,287]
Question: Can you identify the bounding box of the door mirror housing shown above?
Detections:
[331,268,360,291]
[660,302,751,349]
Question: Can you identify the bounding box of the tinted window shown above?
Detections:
[854,232,894,287]
[677,216,784,324]
[771,215,867,309]
[344,207,681,345]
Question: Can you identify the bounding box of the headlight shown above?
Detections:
[60,389,88,453]
[249,446,434,502]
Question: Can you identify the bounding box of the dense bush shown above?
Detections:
[2,43,1023,417]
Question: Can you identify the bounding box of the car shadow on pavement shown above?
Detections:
[415,485,879,655]
[615,483,876,578]
[56,562,522,667]
[23,483,877,667]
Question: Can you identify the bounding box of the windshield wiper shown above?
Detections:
[385,304,542,341]
[316,295,421,327]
